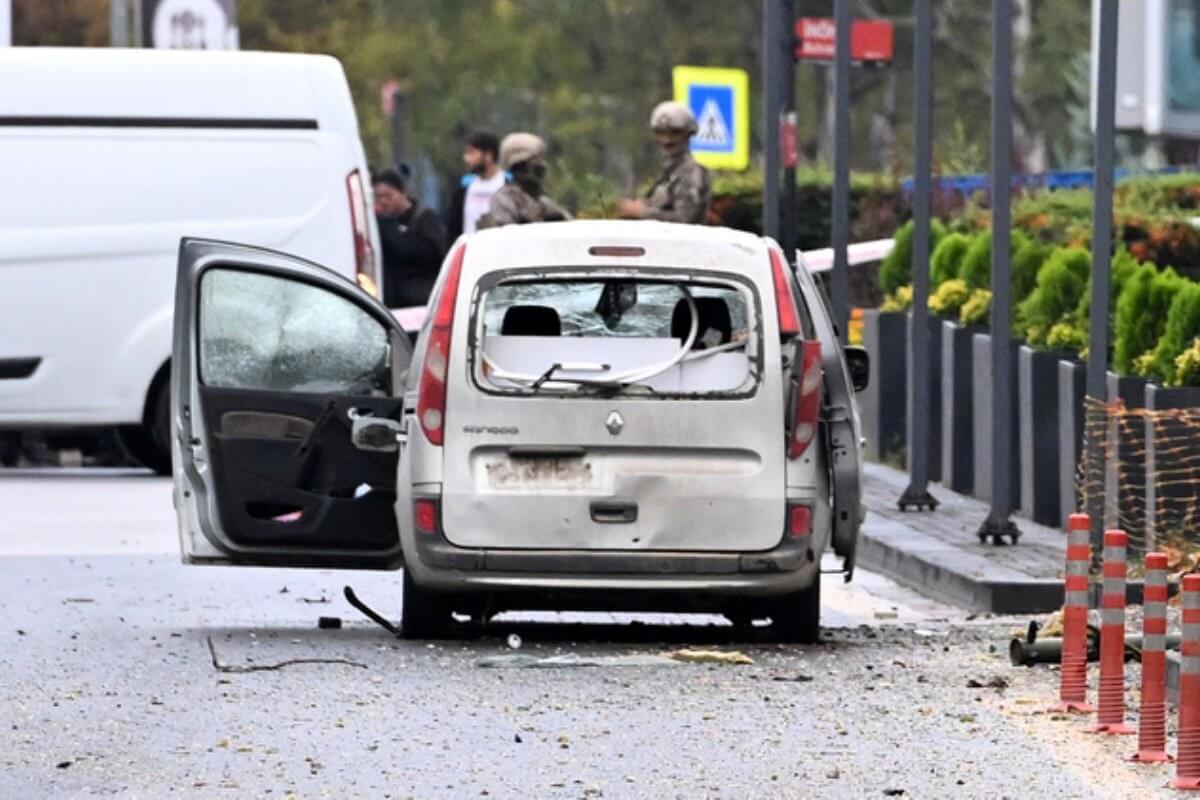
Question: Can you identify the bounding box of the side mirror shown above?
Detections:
[351,416,405,453]
[843,345,870,392]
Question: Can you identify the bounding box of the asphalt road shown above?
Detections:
[0,470,1175,798]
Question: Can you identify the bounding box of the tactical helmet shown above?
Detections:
[498,132,546,171]
[649,101,698,135]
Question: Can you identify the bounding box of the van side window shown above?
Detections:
[199,269,389,395]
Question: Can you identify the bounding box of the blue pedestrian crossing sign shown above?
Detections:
[672,65,750,171]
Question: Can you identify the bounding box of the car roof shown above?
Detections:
[460,220,771,281]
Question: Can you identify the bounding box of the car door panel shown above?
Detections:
[173,238,410,570]
[200,387,402,550]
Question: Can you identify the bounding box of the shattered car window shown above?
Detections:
[474,277,759,396]
[199,268,389,395]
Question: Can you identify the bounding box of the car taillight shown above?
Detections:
[789,505,812,538]
[414,499,438,534]
[346,169,379,299]
[417,243,466,446]
[788,340,822,459]
[769,247,801,338]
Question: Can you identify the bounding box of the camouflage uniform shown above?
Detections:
[642,152,710,225]
[478,182,573,228]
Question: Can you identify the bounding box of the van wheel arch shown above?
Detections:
[117,360,171,474]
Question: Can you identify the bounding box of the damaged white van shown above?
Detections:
[171,221,867,642]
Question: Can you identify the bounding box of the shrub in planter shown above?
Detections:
[958,229,1032,291]
[1073,247,1143,357]
[930,231,971,286]
[1016,247,1090,347]
[1011,239,1053,306]
[880,219,947,295]
[1176,338,1200,386]
[959,288,992,327]
[881,285,912,312]
[1148,282,1200,384]
[1114,263,1185,375]
[929,278,971,317]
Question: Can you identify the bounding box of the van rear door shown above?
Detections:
[439,271,788,553]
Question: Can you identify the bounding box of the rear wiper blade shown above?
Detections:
[531,362,612,394]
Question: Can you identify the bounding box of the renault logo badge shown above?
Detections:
[605,411,624,436]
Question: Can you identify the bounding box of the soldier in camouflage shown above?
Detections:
[617,101,711,225]
[477,132,573,228]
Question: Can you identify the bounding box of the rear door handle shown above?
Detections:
[590,501,638,524]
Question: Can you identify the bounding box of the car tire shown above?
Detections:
[770,573,821,644]
[117,377,171,475]
[401,570,454,640]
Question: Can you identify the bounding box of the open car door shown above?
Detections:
[172,239,412,570]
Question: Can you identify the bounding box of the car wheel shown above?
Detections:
[117,378,171,475]
[770,573,821,644]
[401,570,454,640]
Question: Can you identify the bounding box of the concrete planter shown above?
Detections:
[1018,347,1071,525]
[861,310,908,462]
[972,332,1021,507]
[1056,359,1087,528]
[1104,372,1147,538]
[906,313,945,482]
[940,321,982,493]
[1144,383,1200,550]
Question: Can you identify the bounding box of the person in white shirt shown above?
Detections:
[446,130,507,240]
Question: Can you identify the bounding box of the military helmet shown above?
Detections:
[498,132,546,170]
[649,101,697,135]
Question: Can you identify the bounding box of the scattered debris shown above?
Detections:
[278,586,289,594]
[63,598,94,604]
[343,586,401,637]
[883,790,906,797]
[514,733,523,743]
[965,676,1009,690]
[317,616,342,630]
[506,634,523,650]
[477,653,678,668]
[55,760,72,769]
[873,610,899,620]
[300,596,330,605]
[205,636,366,673]
[826,766,840,779]
[771,674,815,683]
[668,649,753,665]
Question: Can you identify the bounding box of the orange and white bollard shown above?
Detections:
[1055,512,1094,713]
[1130,552,1171,762]
[1172,574,1200,790]
[1088,529,1134,735]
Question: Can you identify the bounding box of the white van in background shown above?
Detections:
[0,48,382,472]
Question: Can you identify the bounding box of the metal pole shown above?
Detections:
[763,0,785,243]
[390,88,409,171]
[133,0,144,47]
[111,0,129,47]
[831,0,851,343]
[781,2,798,259]
[900,0,938,512]
[1086,0,1118,549]
[978,0,1021,545]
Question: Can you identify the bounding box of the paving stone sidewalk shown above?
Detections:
[857,462,1069,614]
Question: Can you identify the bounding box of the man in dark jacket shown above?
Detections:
[373,167,447,308]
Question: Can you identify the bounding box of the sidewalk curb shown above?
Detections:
[856,518,1064,614]
[856,514,1153,615]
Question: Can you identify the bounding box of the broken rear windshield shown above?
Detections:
[471,277,761,397]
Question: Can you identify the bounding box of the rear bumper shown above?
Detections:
[405,532,819,598]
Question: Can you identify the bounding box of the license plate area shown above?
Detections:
[485,455,593,491]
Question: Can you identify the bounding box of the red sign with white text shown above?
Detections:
[795,18,894,63]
